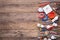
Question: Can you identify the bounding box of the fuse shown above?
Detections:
[46,25,54,30]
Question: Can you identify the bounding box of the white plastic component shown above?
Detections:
[52,23,58,27]
[37,23,45,28]
[43,38,48,40]
[51,35,56,39]
[41,25,45,28]
[38,7,44,12]
[46,25,53,29]
[53,8,56,10]
[52,16,59,22]
[48,38,51,40]
[43,5,52,14]
[53,7,57,11]
[53,8,55,10]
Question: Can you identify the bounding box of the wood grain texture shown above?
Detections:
[0,0,39,39]
[0,0,60,40]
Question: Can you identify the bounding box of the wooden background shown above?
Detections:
[0,0,60,40]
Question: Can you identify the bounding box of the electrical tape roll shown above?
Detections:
[42,15,48,21]
[38,13,45,19]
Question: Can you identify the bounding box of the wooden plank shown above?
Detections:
[0,22,38,30]
[0,7,38,13]
[0,30,38,37]
[0,13,38,23]
[0,37,38,40]
[0,4,38,8]
[0,0,40,4]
